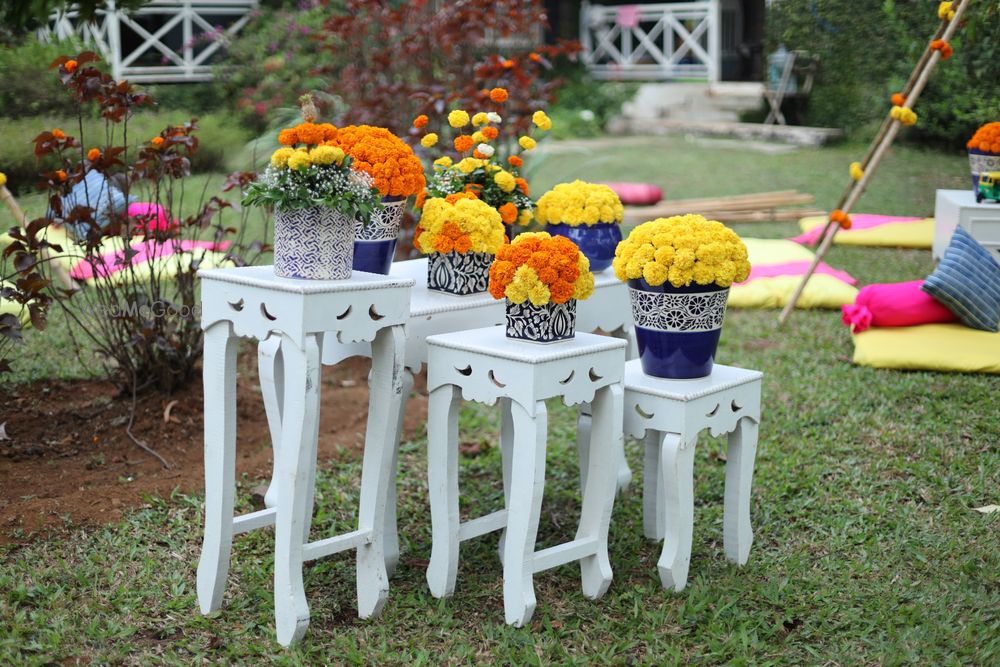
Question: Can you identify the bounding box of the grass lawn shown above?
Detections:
[2,136,998,664]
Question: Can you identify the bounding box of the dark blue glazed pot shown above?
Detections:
[627,278,730,379]
[544,221,622,272]
[353,198,405,275]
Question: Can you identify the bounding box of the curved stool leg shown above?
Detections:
[383,367,414,578]
[657,432,695,592]
[497,397,514,565]
[426,383,462,598]
[257,336,284,510]
[724,416,758,565]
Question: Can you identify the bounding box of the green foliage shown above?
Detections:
[767,0,1000,145]
[0,38,81,119]
[548,65,639,139]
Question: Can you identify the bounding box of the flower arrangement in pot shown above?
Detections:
[966,122,1000,200]
[412,87,549,230]
[414,192,506,295]
[613,214,751,378]
[534,180,624,272]
[488,232,595,343]
[325,123,426,274]
[243,111,381,280]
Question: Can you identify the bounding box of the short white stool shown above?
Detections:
[196,266,412,646]
[424,326,626,626]
[621,360,762,592]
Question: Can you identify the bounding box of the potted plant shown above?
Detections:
[613,214,751,378]
[326,124,426,274]
[243,115,381,280]
[488,232,594,343]
[534,180,624,272]
[966,122,1000,199]
[412,88,548,231]
[414,192,506,295]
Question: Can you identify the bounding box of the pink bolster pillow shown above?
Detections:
[599,182,663,206]
[128,202,177,233]
[841,280,959,333]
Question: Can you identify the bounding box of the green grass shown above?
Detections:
[1,135,998,664]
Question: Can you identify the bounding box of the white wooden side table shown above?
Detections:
[621,360,762,592]
[424,326,626,626]
[933,189,1000,263]
[258,259,636,575]
[196,266,412,646]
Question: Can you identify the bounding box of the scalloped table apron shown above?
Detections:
[196,266,413,646]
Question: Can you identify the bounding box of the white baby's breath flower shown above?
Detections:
[476,143,495,157]
[487,112,502,123]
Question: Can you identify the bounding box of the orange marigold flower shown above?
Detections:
[413,226,424,251]
[445,191,477,204]
[64,59,78,73]
[473,149,488,159]
[328,125,426,196]
[508,155,523,168]
[55,170,67,182]
[489,87,509,103]
[549,280,575,304]
[434,235,454,253]
[52,128,66,140]
[891,92,906,107]
[278,128,298,146]
[498,202,518,224]
[454,135,474,152]
[529,52,541,62]
[463,183,483,195]
[87,148,101,161]
[415,190,428,209]
[319,123,338,141]
[830,209,852,229]
[454,235,473,254]
[151,136,165,148]
[502,59,515,69]
[441,222,464,239]
[413,115,429,129]
[481,126,499,141]
[514,178,529,195]
[295,122,324,145]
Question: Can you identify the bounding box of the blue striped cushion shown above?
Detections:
[59,171,130,237]
[922,226,1000,332]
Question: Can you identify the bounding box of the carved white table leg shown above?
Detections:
[497,397,515,565]
[197,321,239,615]
[724,416,758,565]
[577,384,621,599]
[657,432,696,592]
[383,367,413,579]
[273,334,321,647]
[426,383,462,598]
[258,336,284,510]
[503,399,547,627]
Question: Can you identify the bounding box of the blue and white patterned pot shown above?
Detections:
[274,206,355,280]
[353,199,405,275]
[544,222,622,272]
[628,279,730,379]
[968,149,1000,196]
[506,298,577,344]
[426,251,493,295]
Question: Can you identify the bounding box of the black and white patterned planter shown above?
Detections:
[426,251,493,295]
[628,279,730,378]
[506,299,577,344]
[273,206,355,280]
[353,199,406,275]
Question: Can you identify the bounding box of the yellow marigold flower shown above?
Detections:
[518,209,533,225]
[486,164,501,173]
[0,172,6,187]
[448,110,470,128]
[535,180,624,226]
[518,136,537,151]
[472,112,490,127]
[849,161,864,181]
[309,145,344,165]
[494,170,516,193]
[421,133,439,148]
[532,110,552,131]
[433,156,453,168]
[416,196,505,256]
[471,131,486,144]
[456,157,483,174]
[287,151,312,170]
[270,147,295,167]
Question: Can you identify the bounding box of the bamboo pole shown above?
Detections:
[778,0,970,324]
[0,184,76,291]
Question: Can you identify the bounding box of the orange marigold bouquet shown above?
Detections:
[488,232,594,306]
[967,122,1000,154]
[324,124,426,199]
[413,87,551,227]
[414,192,506,256]
[966,122,1000,197]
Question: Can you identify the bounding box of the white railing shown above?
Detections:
[39,0,257,83]
[580,0,721,82]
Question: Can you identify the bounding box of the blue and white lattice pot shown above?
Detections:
[273,206,356,280]
[628,279,730,378]
[426,251,493,295]
[353,199,406,275]
[506,298,577,344]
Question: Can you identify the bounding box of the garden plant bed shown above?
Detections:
[0,354,428,543]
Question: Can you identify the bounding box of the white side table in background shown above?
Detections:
[424,326,626,626]
[933,189,1000,263]
[621,361,762,592]
[196,266,412,646]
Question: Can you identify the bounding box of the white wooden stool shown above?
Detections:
[196,266,412,646]
[424,326,626,626]
[621,360,762,592]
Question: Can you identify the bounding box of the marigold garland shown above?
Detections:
[613,214,751,288]
[890,106,918,126]
[489,232,594,306]
[967,122,1000,153]
[325,125,426,197]
[414,196,506,256]
[930,39,954,59]
[849,161,864,181]
[891,92,906,107]
[535,180,624,227]
[830,209,853,229]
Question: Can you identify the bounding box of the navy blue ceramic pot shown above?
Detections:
[544,222,622,272]
[353,199,405,275]
[627,278,730,379]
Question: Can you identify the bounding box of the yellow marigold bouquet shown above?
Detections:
[535,180,624,227]
[613,214,751,288]
[414,193,506,256]
[413,88,551,227]
[488,232,594,306]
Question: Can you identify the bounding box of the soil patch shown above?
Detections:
[0,353,428,543]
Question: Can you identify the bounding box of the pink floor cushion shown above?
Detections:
[841,280,958,333]
[128,202,178,233]
[599,182,663,206]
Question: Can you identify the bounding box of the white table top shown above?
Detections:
[199,264,414,294]
[624,360,762,400]
[427,325,627,364]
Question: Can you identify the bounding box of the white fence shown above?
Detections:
[580,0,721,82]
[39,0,258,83]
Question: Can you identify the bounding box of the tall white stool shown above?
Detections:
[196,266,412,646]
[424,326,626,626]
[621,360,762,592]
